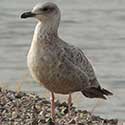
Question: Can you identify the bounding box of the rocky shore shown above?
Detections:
[0,87,118,125]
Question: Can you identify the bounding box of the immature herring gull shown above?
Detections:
[21,2,113,120]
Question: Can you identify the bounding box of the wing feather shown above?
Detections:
[59,40,100,88]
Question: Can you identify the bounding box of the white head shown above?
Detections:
[21,2,61,33]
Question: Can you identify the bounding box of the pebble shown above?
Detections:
[0,87,118,125]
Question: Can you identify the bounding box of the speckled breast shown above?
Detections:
[27,44,57,84]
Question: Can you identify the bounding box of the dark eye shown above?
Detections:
[42,7,49,11]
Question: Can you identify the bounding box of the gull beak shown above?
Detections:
[21,11,36,19]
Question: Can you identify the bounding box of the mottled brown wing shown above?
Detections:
[62,44,100,88]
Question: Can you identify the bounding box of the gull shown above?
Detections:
[21,2,113,121]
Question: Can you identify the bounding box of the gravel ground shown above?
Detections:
[0,87,118,125]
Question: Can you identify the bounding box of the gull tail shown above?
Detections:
[81,86,113,100]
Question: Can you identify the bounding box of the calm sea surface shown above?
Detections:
[0,0,125,120]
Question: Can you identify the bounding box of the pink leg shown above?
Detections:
[50,92,55,121]
[68,93,72,115]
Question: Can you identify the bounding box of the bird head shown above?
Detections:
[21,2,61,31]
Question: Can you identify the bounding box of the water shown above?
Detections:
[0,0,125,120]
